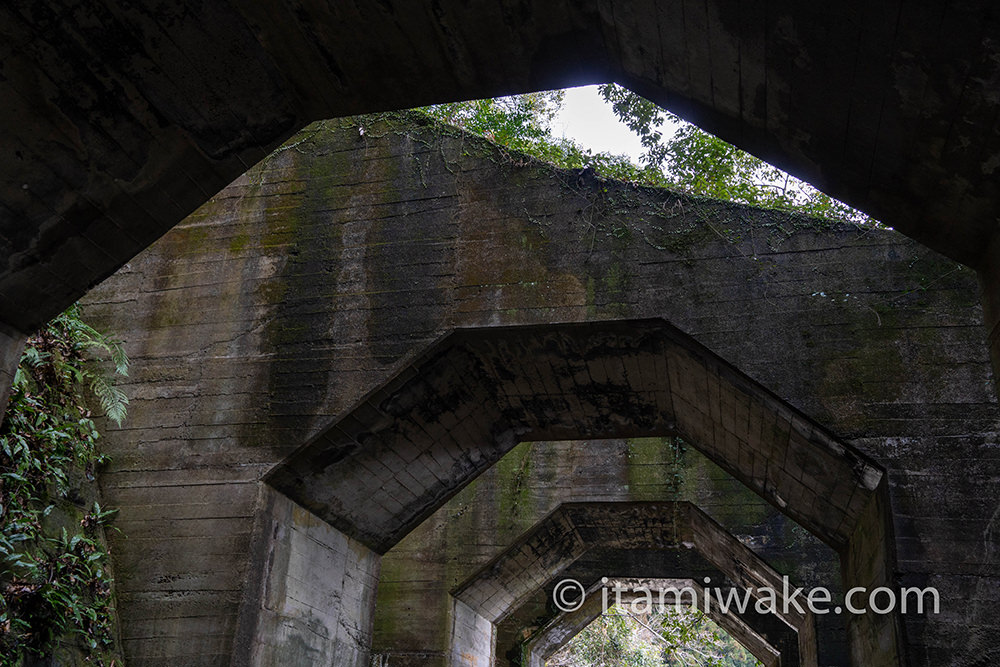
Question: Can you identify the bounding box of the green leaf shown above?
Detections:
[88,374,129,426]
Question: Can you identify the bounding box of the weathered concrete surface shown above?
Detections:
[268,319,883,553]
[5,1,1000,339]
[451,503,800,624]
[321,318,893,664]
[977,237,1000,398]
[233,487,380,667]
[373,438,843,667]
[81,114,999,665]
[448,600,493,667]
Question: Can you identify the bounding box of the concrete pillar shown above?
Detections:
[842,483,904,667]
[449,600,493,667]
[234,486,381,667]
[0,323,26,428]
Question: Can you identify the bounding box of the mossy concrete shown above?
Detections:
[80,113,999,666]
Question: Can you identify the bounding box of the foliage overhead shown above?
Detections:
[425,92,565,153]
[421,85,873,224]
[420,91,673,188]
[598,84,869,221]
[0,305,128,665]
[546,603,762,667]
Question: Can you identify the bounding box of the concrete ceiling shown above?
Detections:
[2,0,998,333]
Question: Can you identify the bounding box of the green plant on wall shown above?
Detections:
[420,86,872,225]
[420,91,672,189]
[0,305,128,665]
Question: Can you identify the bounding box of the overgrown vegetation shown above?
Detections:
[547,603,761,667]
[423,91,676,187]
[421,85,874,224]
[0,305,128,665]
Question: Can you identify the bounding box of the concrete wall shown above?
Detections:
[80,113,1000,665]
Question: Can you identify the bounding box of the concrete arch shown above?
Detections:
[2,1,1000,338]
[448,501,817,667]
[492,555,806,667]
[490,554,803,667]
[78,114,995,664]
[264,318,896,665]
[370,434,848,667]
[267,319,882,553]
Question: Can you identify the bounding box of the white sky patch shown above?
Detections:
[551,85,646,163]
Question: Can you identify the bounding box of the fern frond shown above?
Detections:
[108,342,129,377]
[75,328,129,377]
[58,306,129,377]
[12,365,27,389]
[21,346,46,368]
[88,374,129,427]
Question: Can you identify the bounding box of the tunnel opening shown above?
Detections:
[544,589,766,667]
[372,436,846,667]
[252,318,900,666]
[445,501,814,667]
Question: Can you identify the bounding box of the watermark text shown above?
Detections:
[551,577,939,617]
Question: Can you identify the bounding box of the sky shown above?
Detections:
[551,85,647,162]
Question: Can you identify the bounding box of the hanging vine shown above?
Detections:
[0,305,128,665]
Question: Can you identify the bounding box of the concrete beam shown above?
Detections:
[267,319,883,553]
